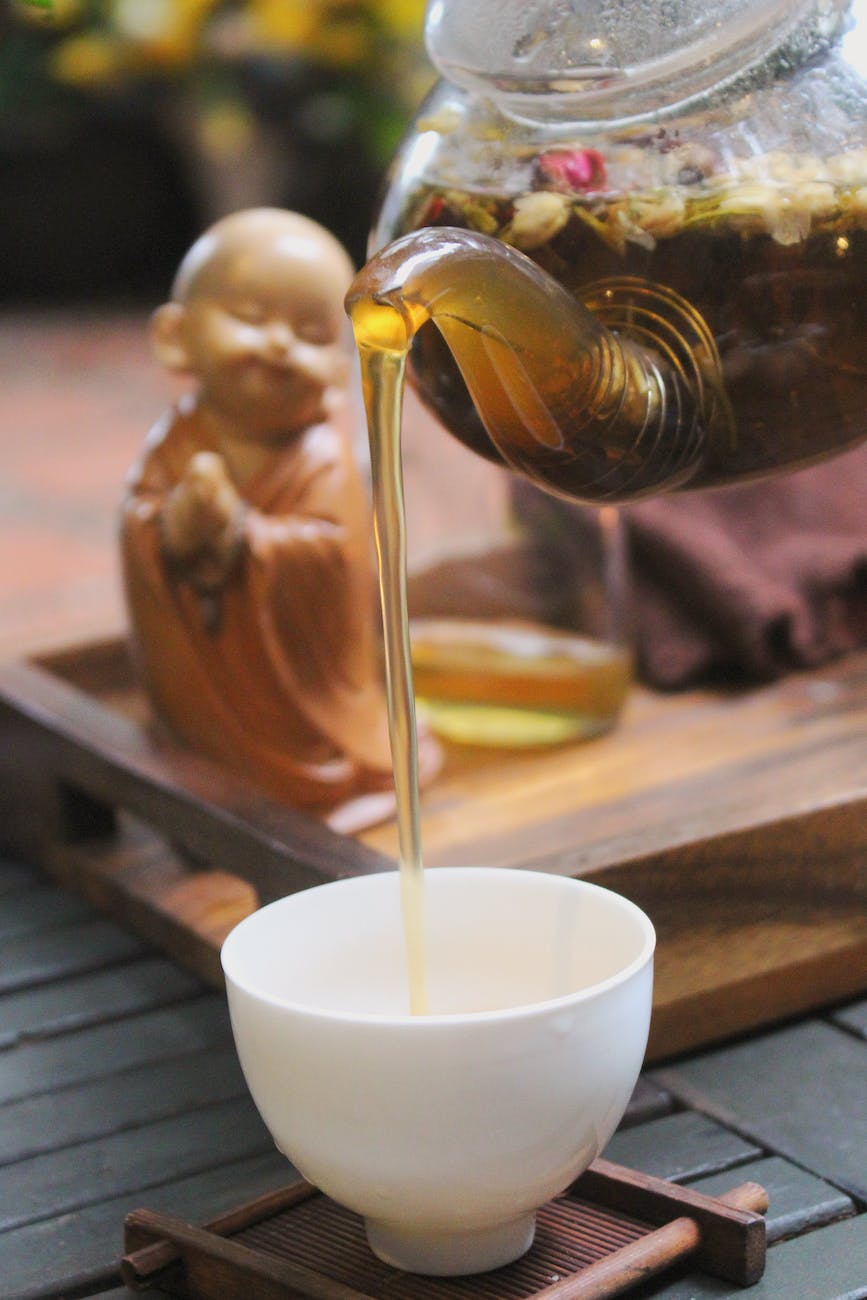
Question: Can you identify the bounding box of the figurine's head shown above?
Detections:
[152,208,355,439]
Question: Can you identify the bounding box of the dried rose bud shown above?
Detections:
[424,195,445,222]
[535,148,607,193]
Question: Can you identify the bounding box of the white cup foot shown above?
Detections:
[365,1210,536,1276]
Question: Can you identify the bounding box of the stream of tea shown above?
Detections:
[351,301,429,1015]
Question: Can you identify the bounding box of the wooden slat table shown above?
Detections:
[2,857,867,1299]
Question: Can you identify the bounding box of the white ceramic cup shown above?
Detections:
[221,866,655,1276]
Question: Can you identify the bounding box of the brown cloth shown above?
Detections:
[624,444,867,689]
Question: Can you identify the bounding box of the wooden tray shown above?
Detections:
[121,1159,768,1299]
[1,636,866,1061]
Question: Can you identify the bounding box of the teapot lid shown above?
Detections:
[425,0,851,124]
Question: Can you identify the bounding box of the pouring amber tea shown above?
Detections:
[346,0,867,1016]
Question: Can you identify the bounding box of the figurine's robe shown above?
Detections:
[120,395,395,810]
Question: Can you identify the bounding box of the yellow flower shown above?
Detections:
[198,100,258,161]
[50,33,128,85]
[33,0,427,88]
[109,0,217,69]
[369,0,425,40]
[14,0,83,26]
[311,13,372,69]
[247,0,319,51]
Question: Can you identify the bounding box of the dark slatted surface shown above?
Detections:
[2,858,866,1300]
[0,858,288,1300]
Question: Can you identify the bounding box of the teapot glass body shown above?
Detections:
[369,0,867,500]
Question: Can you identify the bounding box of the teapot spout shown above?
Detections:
[347,226,729,502]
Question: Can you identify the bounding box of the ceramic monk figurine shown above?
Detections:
[121,208,432,824]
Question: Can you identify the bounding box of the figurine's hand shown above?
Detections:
[162,452,243,558]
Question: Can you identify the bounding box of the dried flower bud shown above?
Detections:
[535,148,607,193]
[508,192,571,250]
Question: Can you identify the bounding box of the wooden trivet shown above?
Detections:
[121,1158,767,1299]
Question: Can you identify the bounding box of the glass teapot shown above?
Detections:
[348,0,867,503]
